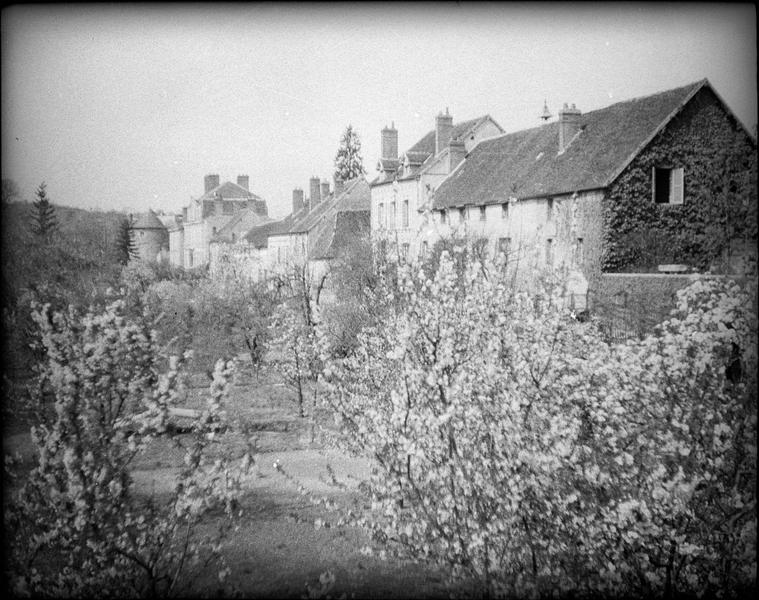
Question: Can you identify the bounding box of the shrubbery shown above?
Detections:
[318,250,757,598]
[4,301,253,597]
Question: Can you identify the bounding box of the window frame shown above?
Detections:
[652,166,684,205]
[479,206,486,222]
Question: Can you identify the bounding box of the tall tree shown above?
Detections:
[115,216,139,265]
[334,124,366,182]
[30,182,58,238]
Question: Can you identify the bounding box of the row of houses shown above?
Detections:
[131,78,756,303]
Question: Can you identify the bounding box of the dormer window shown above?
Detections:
[653,167,684,205]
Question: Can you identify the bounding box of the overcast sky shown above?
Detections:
[2,2,756,218]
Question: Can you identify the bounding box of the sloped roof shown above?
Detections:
[372,114,503,186]
[310,210,371,261]
[307,179,371,260]
[132,209,166,230]
[433,80,711,209]
[243,218,293,248]
[211,208,272,242]
[198,180,264,202]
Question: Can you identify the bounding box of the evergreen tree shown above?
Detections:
[334,124,366,182]
[115,216,139,265]
[30,182,57,238]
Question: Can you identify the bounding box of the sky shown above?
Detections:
[1,2,756,219]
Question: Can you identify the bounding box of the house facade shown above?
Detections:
[425,79,757,292]
[208,176,370,286]
[173,174,268,269]
[370,110,504,261]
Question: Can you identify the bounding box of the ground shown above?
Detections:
[2,362,471,599]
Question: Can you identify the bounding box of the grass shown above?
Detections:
[2,357,463,599]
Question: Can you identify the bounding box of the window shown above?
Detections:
[459,207,467,222]
[402,200,409,228]
[441,210,447,225]
[378,203,384,228]
[547,198,554,221]
[574,237,584,266]
[546,238,554,266]
[188,249,194,268]
[390,202,396,229]
[653,167,684,205]
[479,206,486,221]
[501,203,509,220]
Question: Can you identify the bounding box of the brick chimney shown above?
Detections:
[449,138,467,173]
[436,107,454,155]
[381,122,398,159]
[204,174,220,193]
[333,175,344,196]
[292,188,305,213]
[237,175,249,190]
[309,176,321,207]
[558,103,582,153]
[320,180,330,200]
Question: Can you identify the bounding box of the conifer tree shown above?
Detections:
[30,182,57,238]
[115,216,139,265]
[334,124,366,182]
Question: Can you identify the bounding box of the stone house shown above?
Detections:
[131,209,169,262]
[171,174,268,269]
[425,79,757,295]
[370,110,504,261]
[267,176,371,284]
[209,176,370,287]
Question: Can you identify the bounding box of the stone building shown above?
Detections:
[131,209,169,262]
[425,79,756,294]
[370,110,504,261]
[172,174,268,268]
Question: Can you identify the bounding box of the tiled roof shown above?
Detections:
[198,181,264,202]
[243,219,291,248]
[308,179,371,260]
[432,80,709,209]
[211,208,272,242]
[132,209,166,229]
[407,116,490,155]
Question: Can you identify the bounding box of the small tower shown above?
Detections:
[131,209,169,262]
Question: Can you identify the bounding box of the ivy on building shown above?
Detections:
[602,91,757,272]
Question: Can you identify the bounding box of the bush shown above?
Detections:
[4,301,253,597]
[318,253,757,598]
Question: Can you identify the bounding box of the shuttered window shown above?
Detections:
[653,167,684,204]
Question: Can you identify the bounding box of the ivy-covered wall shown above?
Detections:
[602,86,757,272]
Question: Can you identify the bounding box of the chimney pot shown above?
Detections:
[448,138,467,173]
[320,180,330,200]
[204,174,220,193]
[381,122,399,160]
[309,176,321,207]
[436,108,454,155]
[558,103,582,153]
[333,175,344,196]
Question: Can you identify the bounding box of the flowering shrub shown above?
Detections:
[318,252,757,598]
[4,300,253,597]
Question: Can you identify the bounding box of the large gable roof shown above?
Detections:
[433,80,712,209]
[198,180,264,202]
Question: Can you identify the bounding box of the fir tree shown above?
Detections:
[30,182,57,238]
[115,216,139,265]
[334,124,366,182]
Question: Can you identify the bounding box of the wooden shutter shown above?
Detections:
[671,168,684,204]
